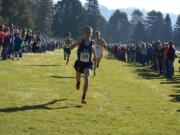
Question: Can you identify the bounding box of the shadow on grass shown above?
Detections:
[0,99,82,113]
[122,64,144,68]
[124,61,164,80]
[128,63,180,104]
[161,81,180,84]
[50,76,75,79]
[105,53,115,60]
[27,64,64,67]
[134,68,161,80]
[173,86,180,88]
[160,76,180,85]
[169,94,180,102]
[171,77,180,81]
[172,89,180,93]
[177,110,180,112]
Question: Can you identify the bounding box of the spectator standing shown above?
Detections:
[0,25,5,55]
[167,41,176,79]
[1,27,11,60]
[14,32,23,60]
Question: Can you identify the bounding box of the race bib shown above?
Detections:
[80,52,89,62]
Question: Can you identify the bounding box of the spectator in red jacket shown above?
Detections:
[1,27,11,60]
[0,25,5,53]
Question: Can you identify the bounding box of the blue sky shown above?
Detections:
[53,0,180,14]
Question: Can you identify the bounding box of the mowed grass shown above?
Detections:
[0,49,179,135]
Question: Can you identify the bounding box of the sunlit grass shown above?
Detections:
[0,50,179,135]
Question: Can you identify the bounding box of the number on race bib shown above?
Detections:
[80,52,90,62]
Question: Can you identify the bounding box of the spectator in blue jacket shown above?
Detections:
[14,32,23,60]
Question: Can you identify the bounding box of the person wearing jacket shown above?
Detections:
[0,25,5,55]
[14,32,23,60]
[1,27,11,60]
[167,41,175,79]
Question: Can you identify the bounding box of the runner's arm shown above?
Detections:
[63,38,66,48]
[100,38,108,49]
[70,39,81,50]
[92,45,97,67]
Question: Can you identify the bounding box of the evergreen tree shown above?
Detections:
[98,15,108,39]
[28,0,41,29]
[15,0,34,28]
[35,0,53,35]
[131,9,143,25]
[52,0,84,38]
[0,0,4,23]
[146,11,165,42]
[1,0,33,28]
[174,15,180,48]
[1,0,178,44]
[163,14,173,41]
[132,22,146,43]
[85,0,101,31]
[0,0,2,11]
[131,9,146,42]
[108,10,129,42]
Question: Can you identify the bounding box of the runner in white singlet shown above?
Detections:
[94,31,107,76]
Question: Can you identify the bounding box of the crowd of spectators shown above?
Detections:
[108,41,176,79]
[0,24,62,60]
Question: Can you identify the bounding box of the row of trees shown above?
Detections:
[0,0,54,34]
[52,0,105,38]
[0,0,180,47]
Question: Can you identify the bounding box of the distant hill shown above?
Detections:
[100,5,178,26]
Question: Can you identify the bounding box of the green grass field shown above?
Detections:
[0,50,179,135]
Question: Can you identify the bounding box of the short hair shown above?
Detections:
[95,31,100,34]
[169,41,173,45]
[83,26,93,33]
[66,32,71,37]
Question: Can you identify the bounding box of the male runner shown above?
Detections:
[70,26,96,104]
[64,33,73,65]
[94,31,107,76]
